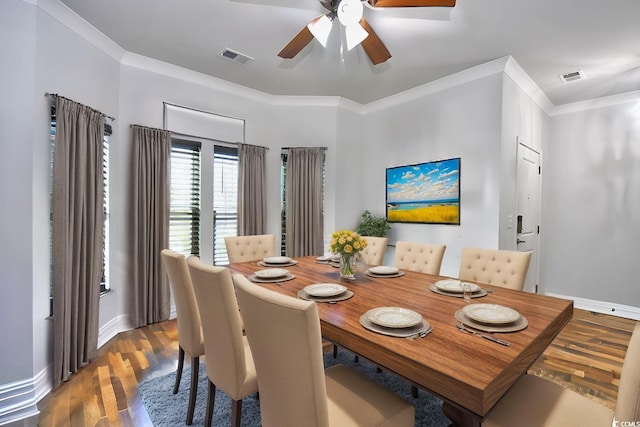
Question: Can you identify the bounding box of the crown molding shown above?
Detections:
[362,56,510,114]
[120,52,275,105]
[36,0,125,62]
[549,90,640,116]
[503,56,555,114]
[271,95,363,113]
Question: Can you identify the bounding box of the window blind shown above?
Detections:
[213,145,238,265]
[170,140,201,256]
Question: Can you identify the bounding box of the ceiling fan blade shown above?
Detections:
[278,25,315,59]
[368,0,455,7]
[359,18,391,65]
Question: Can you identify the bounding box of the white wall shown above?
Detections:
[500,71,550,293]
[544,101,640,309]
[1,0,121,422]
[361,74,504,276]
[0,0,37,394]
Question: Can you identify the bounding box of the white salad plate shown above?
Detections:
[262,256,292,264]
[434,279,480,293]
[303,283,348,298]
[368,266,400,275]
[364,307,423,329]
[253,268,289,279]
[462,303,520,325]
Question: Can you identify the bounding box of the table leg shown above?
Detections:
[442,402,481,427]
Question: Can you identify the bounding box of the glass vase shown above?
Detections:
[340,254,356,280]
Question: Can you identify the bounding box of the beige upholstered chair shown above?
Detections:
[394,241,446,274]
[458,247,532,291]
[483,322,640,426]
[224,234,275,263]
[358,236,388,266]
[232,274,415,427]
[160,249,204,425]
[187,257,258,427]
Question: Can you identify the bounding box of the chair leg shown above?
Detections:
[173,346,185,394]
[333,344,338,358]
[411,385,419,398]
[231,399,243,427]
[205,380,216,427]
[186,356,199,425]
[354,354,359,363]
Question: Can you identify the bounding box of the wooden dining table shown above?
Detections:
[227,256,573,427]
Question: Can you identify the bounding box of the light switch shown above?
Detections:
[506,215,513,229]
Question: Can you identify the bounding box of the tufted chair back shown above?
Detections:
[358,236,388,266]
[394,241,446,275]
[224,234,275,263]
[458,247,532,290]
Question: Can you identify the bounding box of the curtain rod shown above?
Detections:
[45,93,115,122]
[130,127,269,151]
[281,146,328,150]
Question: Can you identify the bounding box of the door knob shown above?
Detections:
[517,239,526,244]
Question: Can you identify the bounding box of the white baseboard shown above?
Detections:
[546,293,640,321]
[97,314,134,349]
[0,377,39,426]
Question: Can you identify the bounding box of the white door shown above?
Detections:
[516,139,541,293]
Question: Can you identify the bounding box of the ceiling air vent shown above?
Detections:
[558,69,585,84]
[220,48,254,65]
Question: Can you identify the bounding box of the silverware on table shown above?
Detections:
[406,326,433,340]
[456,322,511,346]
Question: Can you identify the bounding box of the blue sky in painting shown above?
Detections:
[386,158,460,203]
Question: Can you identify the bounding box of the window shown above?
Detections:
[280,153,288,256]
[168,138,238,265]
[169,139,201,256]
[213,145,238,265]
[100,124,111,293]
[49,108,111,315]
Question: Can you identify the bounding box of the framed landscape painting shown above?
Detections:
[386,157,460,224]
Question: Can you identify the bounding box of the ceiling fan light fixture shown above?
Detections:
[345,23,369,50]
[308,14,334,48]
[338,0,364,26]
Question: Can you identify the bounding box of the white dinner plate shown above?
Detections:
[262,256,292,264]
[462,303,520,325]
[303,283,348,297]
[254,268,289,279]
[368,266,399,275]
[365,307,423,329]
[434,279,480,293]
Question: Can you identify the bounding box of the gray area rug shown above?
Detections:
[139,349,451,426]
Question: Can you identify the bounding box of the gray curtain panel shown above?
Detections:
[285,147,325,257]
[131,125,171,327]
[52,96,105,386]
[238,143,267,236]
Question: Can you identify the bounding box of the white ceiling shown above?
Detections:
[58,0,640,106]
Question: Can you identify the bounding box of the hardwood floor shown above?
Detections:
[36,309,636,426]
[529,308,636,409]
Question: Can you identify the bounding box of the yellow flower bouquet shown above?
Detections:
[328,230,367,279]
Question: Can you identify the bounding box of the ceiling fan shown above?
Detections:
[278,0,456,65]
